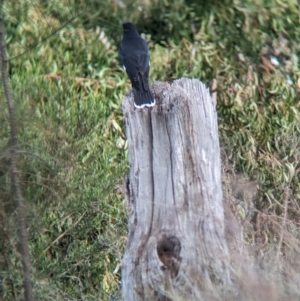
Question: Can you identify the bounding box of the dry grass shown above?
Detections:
[221,150,300,301]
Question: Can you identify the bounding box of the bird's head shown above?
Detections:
[122,22,139,36]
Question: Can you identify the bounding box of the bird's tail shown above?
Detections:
[133,89,155,108]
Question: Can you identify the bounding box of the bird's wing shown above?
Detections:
[137,55,150,91]
[121,53,150,91]
[119,38,150,91]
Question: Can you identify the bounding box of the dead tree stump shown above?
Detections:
[122,78,232,301]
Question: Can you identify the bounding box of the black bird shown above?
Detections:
[119,22,155,108]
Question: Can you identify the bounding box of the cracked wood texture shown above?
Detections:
[122,78,231,301]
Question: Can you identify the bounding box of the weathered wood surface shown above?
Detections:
[122,78,231,301]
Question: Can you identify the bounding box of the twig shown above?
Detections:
[275,187,289,268]
[0,4,33,301]
[43,212,86,253]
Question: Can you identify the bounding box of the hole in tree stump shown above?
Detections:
[157,235,181,277]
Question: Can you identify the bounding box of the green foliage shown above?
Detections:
[0,0,300,300]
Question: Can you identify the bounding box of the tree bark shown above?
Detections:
[0,4,33,301]
[122,78,232,301]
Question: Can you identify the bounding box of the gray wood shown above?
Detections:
[122,78,231,301]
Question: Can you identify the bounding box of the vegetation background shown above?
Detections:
[1,0,300,300]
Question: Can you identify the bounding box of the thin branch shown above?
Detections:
[8,14,80,62]
[43,212,86,253]
[0,4,33,301]
[275,187,289,268]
